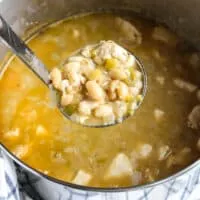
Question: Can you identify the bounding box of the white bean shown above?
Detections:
[81,64,95,77]
[81,47,92,58]
[135,70,142,80]
[134,80,143,90]
[61,94,73,106]
[50,68,62,90]
[64,62,80,73]
[86,81,105,101]
[79,101,99,115]
[117,81,129,100]
[129,87,140,96]
[68,71,82,86]
[71,113,88,124]
[112,101,127,119]
[60,80,69,92]
[109,69,127,80]
[110,80,119,92]
[129,102,137,113]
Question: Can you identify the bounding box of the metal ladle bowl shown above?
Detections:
[0,14,147,128]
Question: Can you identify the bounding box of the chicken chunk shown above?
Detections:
[4,128,20,139]
[13,145,30,159]
[93,40,128,64]
[152,26,177,46]
[117,81,129,100]
[72,170,92,185]
[188,105,200,129]
[138,144,152,158]
[132,171,142,185]
[115,17,142,45]
[70,114,88,124]
[158,145,171,161]
[173,78,197,92]
[105,153,133,179]
[167,147,191,168]
[156,76,165,85]
[36,125,48,136]
[154,109,165,122]
[51,152,66,164]
[94,104,114,118]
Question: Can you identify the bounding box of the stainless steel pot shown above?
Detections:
[0,0,200,199]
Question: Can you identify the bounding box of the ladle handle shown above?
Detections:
[0,15,50,85]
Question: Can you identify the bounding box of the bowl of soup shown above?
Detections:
[0,0,200,199]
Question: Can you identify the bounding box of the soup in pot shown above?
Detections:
[0,13,200,188]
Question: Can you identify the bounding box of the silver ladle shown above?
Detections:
[0,15,147,128]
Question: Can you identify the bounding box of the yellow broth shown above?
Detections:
[0,13,199,187]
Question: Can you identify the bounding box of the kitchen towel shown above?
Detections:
[0,150,200,200]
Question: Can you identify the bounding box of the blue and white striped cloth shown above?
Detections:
[0,150,200,200]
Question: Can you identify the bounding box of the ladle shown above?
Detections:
[0,15,147,128]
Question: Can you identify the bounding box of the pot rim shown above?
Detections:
[1,143,200,192]
[0,11,199,192]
